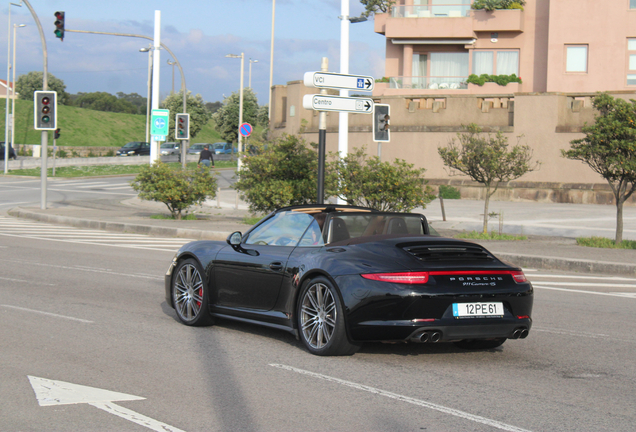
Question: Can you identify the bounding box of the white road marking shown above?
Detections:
[529,274,636,282]
[0,201,35,208]
[532,326,635,343]
[532,281,636,288]
[533,285,636,298]
[270,364,532,432]
[1,305,93,323]
[4,258,163,280]
[28,376,186,432]
[0,276,56,286]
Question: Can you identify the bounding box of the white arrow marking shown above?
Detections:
[28,376,186,432]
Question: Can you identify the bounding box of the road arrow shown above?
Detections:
[28,376,186,432]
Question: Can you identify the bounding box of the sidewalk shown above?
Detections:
[5,194,636,276]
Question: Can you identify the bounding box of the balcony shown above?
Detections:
[377,3,524,38]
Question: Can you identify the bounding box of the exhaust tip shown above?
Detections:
[430,331,441,343]
[420,332,430,343]
[512,329,521,339]
[519,329,529,339]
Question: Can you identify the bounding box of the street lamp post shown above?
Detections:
[4,1,22,173]
[268,0,275,125]
[226,53,244,171]
[139,46,153,145]
[167,59,176,93]
[10,23,26,157]
[249,59,258,88]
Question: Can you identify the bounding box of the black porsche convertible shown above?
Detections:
[165,205,533,356]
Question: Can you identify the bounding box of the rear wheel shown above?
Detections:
[454,338,506,350]
[297,277,359,356]
[172,258,213,326]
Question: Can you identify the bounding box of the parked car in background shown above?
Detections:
[212,142,237,154]
[0,142,17,160]
[116,142,150,156]
[187,143,210,155]
[160,142,180,156]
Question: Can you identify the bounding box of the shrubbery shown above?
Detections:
[472,0,525,11]
[131,162,217,219]
[467,74,522,86]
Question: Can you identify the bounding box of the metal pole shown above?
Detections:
[4,3,15,173]
[237,53,244,171]
[268,0,275,124]
[140,46,152,144]
[22,0,49,209]
[337,0,350,205]
[150,10,161,164]
[317,57,328,204]
[10,24,25,166]
[167,59,176,93]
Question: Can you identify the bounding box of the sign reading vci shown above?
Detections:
[151,109,170,140]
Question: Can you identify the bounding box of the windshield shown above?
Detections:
[123,142,139,148]
[191,144,206,149]
[161,143,176,149]
[213,143,225,149]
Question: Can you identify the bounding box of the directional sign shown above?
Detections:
[303,94,374,114]
[239,123,252,137]
[150,109,169,136]
[28,376,185,432]
[304,72,374,92]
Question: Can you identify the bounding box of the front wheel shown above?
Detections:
[172,258,213,326]
[297,277,359,356]
[453,338,506,350]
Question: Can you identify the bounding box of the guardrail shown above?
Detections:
[391,4,472,18]
[389,76,468,89]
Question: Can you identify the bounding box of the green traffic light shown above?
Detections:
[42,116,50,123]
[54,29,63,38]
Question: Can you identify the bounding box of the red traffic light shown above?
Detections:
[42,97,50,105]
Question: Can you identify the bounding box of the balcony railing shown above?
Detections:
[391,4,472,18]
[389,76,468,89]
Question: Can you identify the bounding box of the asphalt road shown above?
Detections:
[1,226,635,431]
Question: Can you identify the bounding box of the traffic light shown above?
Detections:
[175,113,190,140]
[33,91,58,130]
[373,104,390,142]
[54,11,65,41]
[54,128,61,139]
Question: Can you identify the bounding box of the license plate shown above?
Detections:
[453,302,503,318]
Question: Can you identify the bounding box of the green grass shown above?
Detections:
[0,99,228,147]
[6,160,237,177]
[150,213,198,220]
[576,236,636,249]
[242,216,262,225]
[455,231,527,241]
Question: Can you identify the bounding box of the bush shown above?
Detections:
[326,147,436,212]
[234,134,319,214]
[467,74,522,86]
[472,0,525,10]
[438,185,461,199]
[131,162,217,219]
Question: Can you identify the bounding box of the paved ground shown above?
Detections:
[5,187,636,276]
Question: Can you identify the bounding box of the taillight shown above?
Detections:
[361,272,429,284]
[361,270,528,284]
[511,271,527,283]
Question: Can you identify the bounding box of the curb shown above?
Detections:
[7,208,636,277]
[7,208,232,242]
[495,252,636,277]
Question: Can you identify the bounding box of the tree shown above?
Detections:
[562,93,636,244]
[15,71,70,105]
[131,162,217,220]
[205,101,222,115]
[326,147,436,212]
[161,90,211,141]
[211,88,259,144]
[73,92,138,114]
[116,92,147,114]
[360,0,395,17]
[233,134,320,213]
[438,124,539,233]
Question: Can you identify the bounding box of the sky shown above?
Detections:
[0,0,386,106]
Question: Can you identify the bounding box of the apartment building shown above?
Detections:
[374,0,636,95]
[269,1,636,205]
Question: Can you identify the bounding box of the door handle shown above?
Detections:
[269,262,283,271]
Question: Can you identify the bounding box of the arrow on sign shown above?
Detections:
[28,376,186,432]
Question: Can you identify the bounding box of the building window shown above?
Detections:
[627,39,636,85]
[565,45,588,73]
[472,50,519,75]
[429,52,469,88]
[631,0,636,9]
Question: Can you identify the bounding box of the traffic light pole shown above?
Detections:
[21,0,50,209]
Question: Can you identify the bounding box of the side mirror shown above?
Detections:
[227,231,242,246]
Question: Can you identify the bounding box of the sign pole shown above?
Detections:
[317,57,328,204]
[150,10,161,164]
